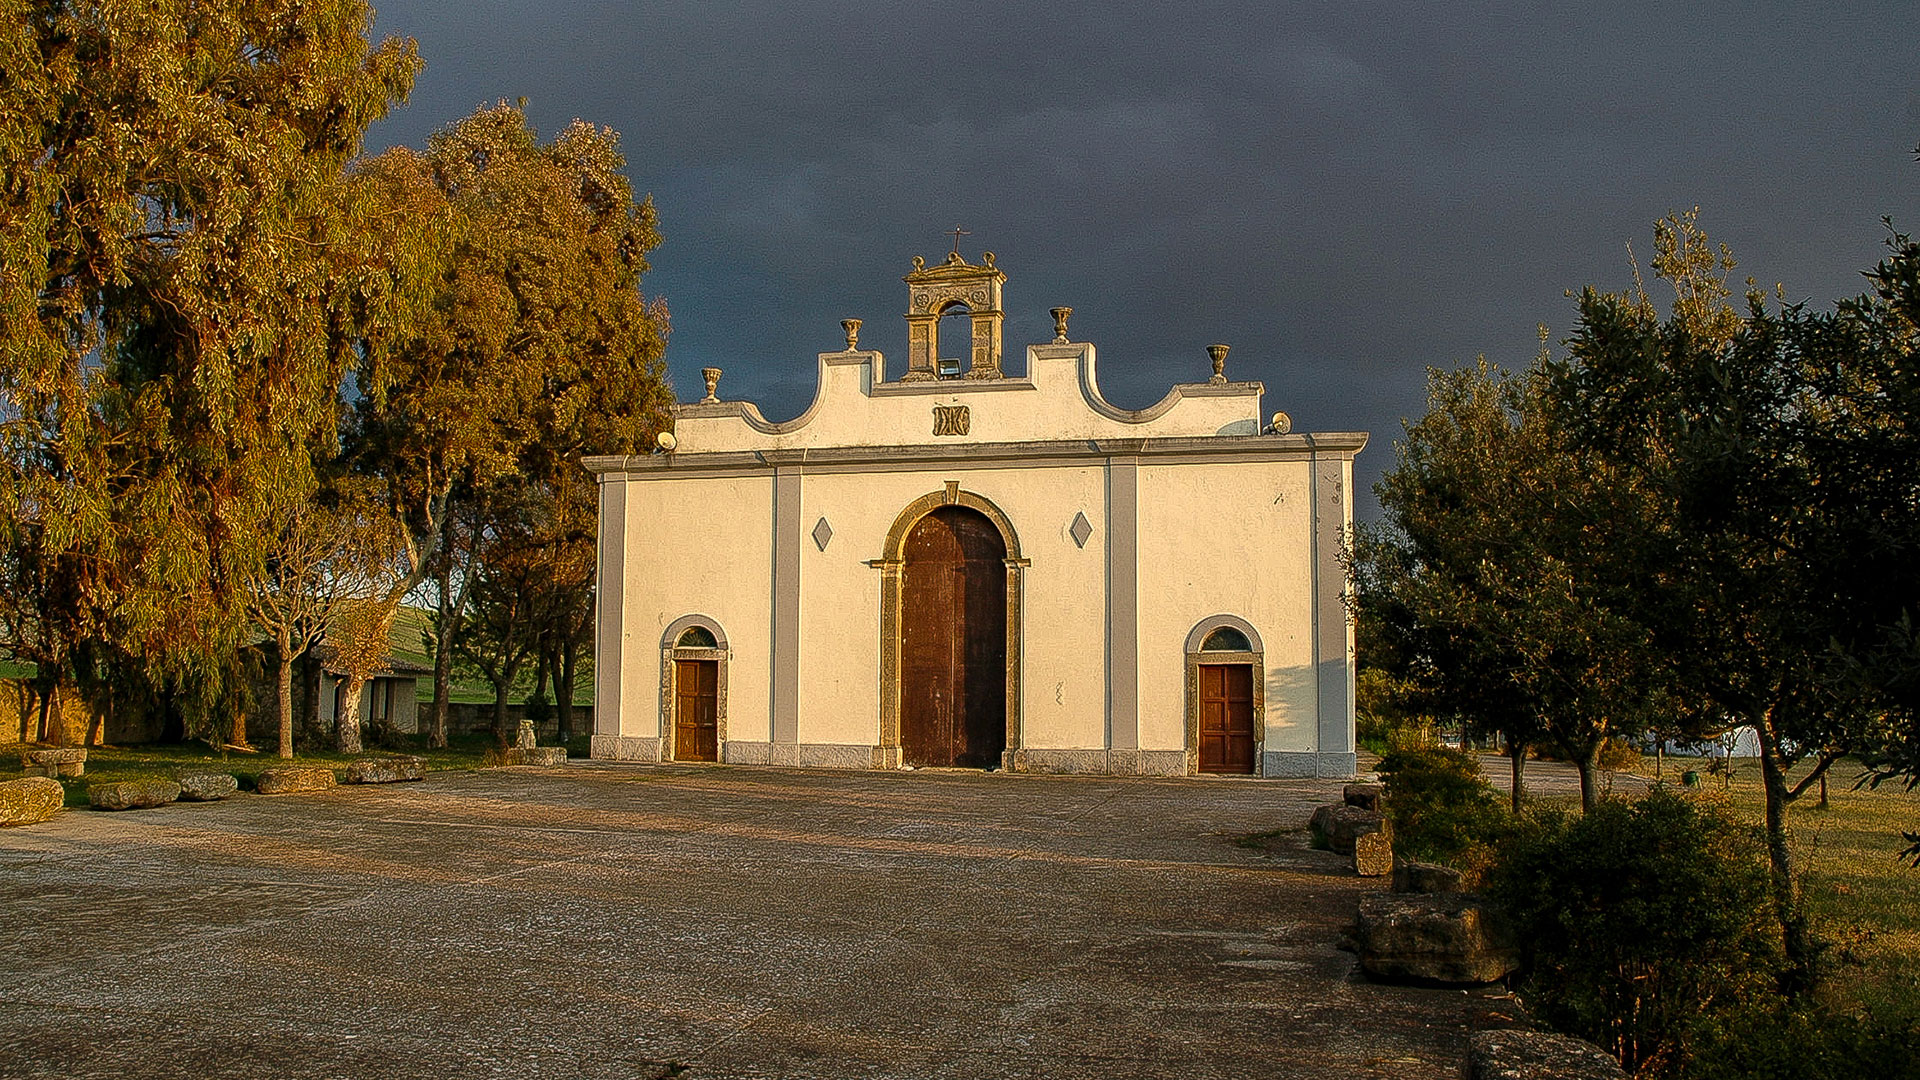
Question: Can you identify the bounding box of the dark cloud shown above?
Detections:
[367,1,1919,516]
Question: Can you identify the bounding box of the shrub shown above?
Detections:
[1485,789,1784,1077]
[1376,747,1516,877]
[1597,736,1643,773]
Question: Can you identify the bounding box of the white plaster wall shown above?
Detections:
[675,345,1267,453]
[790,464,1112,751]
[1135,459,1320,754]
[617,473,775,741]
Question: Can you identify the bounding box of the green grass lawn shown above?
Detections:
[1645,755,1920,1014]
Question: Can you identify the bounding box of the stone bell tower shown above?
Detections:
[901,250,1007,380]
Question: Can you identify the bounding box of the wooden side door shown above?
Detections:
[1198,663,1255,774]
[901,507,1007,768]
[674,659,719,762]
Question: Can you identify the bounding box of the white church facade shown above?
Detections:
[586,252,1365,777]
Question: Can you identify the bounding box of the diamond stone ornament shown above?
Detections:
[812,517,833,551]
[1069,511,1093,548]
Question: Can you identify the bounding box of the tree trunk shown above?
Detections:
[490,673,513,745]
[86,706,104,747]
[276,634,296,759]
[556,641,576,742]
[528,647,551,741]
[336,673,366,753]
[1755,714,1813,994]
[228,687,250,749]
[1574,744,1599,811]
[430,557,466,751]
[1508,742,1527,813]
[301,653,321,740]
[36,681,55,744]
[17,683,32,743]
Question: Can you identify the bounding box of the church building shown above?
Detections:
[585,252,1365,777]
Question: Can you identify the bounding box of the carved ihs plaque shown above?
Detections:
[931,404,971,436]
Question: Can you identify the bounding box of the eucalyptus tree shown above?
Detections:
[349,102,672,750]
[0,0,419,728]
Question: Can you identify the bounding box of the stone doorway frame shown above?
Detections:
[659,615,729,763]
[870,483,1027,769]
[1183,615,1266,776]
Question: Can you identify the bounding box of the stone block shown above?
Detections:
[1308,803,1385,855]
[590,734,660,762]
[1393,860,1465,894]
[1467,1029,1627,1080]
[88,779,181,811]
[1342,783,1383,811]
[0,776,65,826]
[1354,893,1519,986]
[1353,829,1393,876]
[176,773,239,801]
[21,747,88,778]
[256,767,338,794]
[344,757,425,784]
[503,747,566,766]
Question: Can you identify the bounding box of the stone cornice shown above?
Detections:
[583,431,1368,479]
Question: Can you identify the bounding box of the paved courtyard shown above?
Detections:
[0,763,1481,1079]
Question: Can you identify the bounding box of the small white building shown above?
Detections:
[586,253,1365,777]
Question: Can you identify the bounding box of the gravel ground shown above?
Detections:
[0,762,1486,1079]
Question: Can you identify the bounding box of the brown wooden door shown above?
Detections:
[1198,663,1255,774]
[901,507,1007,768]
[674,659,719,762]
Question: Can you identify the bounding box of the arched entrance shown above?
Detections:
[901,507,1007,767]
[1184,616,1265,775]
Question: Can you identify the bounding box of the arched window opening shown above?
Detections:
[1201,626,1252,652]
[936,302,970,377]
[676,626,717,649]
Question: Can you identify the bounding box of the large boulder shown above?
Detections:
[1342,782,1384,812]
[89,779,181,811]
[1353,829,1393,877]
[255,767,337,795]
[1353,893,1519,985]
[177,773,239,802]
[21,748,88,778]
[344,757,425,784]
[1308,803,1385,855]
[1393,860,1465,894]
[1467,1029,1627,1080]
[0,776,65,826]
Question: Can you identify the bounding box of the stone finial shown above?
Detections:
[841,318,862,350]
[1207,343,1230,384]
[1051,307,1073,344]
[700,367,722,403]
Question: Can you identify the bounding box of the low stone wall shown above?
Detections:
[431,702,594,740]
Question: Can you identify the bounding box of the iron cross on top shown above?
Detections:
[947,225,970,256]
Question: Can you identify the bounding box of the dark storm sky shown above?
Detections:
[363,2,1918,517]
